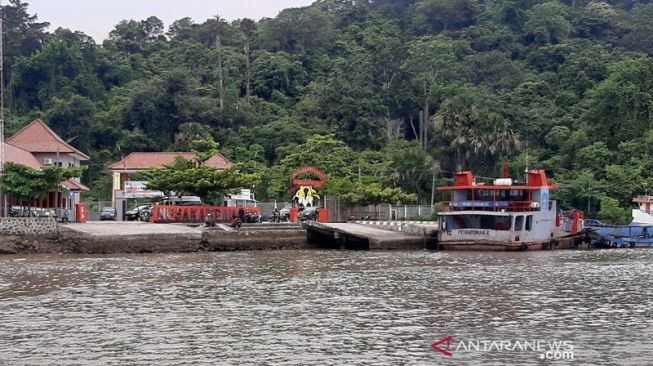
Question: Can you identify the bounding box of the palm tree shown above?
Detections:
[434,92,481,170]
[434,92,519,171]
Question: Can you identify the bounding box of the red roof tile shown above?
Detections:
[61,179,90,192]
[7,119,90,160]
[108,152,233,171]
[2,142,43,169]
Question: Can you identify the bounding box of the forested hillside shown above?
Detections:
[3,0,653,220]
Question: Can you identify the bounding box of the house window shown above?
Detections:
[526,215,533,231]
[514,215,524,231]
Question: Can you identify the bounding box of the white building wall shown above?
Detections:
[32,152,79,169]
[33,152,83,209]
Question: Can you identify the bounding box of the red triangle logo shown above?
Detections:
[432,336,453,357]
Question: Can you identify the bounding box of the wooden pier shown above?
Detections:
[305,222,437,250]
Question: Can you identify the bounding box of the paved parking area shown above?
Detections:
[64,221,202,237]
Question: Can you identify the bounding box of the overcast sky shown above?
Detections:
[25,0,315,42]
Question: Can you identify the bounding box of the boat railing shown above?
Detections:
[441,201,544,212]
[584,220,653,230]
[633,195,653,202]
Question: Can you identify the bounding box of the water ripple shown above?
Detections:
[0,249,651,365]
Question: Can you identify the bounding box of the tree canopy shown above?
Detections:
[0,162,85,206]
[3,0,653,222]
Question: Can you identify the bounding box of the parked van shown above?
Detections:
[161,196,202,206]
[224,189,257,208]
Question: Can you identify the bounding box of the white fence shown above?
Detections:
[321,196,438,222]
[389,205,436,220]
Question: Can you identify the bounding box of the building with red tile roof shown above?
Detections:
[1,119,90,219]
[108,152,234,219]
[3,142,43,170]
[108,152,232,172]
[8,119,90,160]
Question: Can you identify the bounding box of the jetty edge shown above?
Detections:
[0,216,592,256]
[0,221,310,255]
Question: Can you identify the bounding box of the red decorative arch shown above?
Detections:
[288,166,328,194]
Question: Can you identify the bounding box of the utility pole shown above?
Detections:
[587,180,591,215]
[430,169,435,210]
[0,0,6,217]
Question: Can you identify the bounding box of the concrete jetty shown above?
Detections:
[0,219,437,255]
[54,222,309,254]
[306,222,438,250]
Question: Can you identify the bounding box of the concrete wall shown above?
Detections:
[54,226,310,254]
[202,229,309,251]
[356,221,439,236]
[0,217,58,236]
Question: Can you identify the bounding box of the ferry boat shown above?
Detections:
[436,170,583,251]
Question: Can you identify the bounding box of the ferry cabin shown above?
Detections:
[631,195,653,225]
[437,170,559,250]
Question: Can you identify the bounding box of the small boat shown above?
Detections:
[436,170,584,251]
[584,219,653,249]
[578,195,653,249]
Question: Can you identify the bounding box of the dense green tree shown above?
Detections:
[341,183,417,206]
[238,18,258,99]
[410,0,477,35]
[258,7,335,53]
[598,196,630,224]
[401,36,464,150]
[434,89,519,172]
[384,140,435,200]
[174,122,213,150]
[624,3,653,54]
[1,0,49,84]
[5,0,653,217]
[523,2,573,45]
[583,57,653,145]
[144,157,259,203]
[0,162,85,209]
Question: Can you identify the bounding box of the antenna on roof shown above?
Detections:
[524,149,529,185]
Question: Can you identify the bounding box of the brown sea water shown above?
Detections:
[0,249,651,365]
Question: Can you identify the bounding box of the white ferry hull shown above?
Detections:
[438,241,547,251]
[437,235,580,251]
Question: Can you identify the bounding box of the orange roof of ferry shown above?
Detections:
[437,170,558,191]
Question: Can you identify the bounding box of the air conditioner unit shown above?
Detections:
[43,158,54,165]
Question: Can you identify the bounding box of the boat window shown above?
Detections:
[515,215,524,231]
[480,215,512,231]
[445,215,512,231]
[526,215,533,231]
